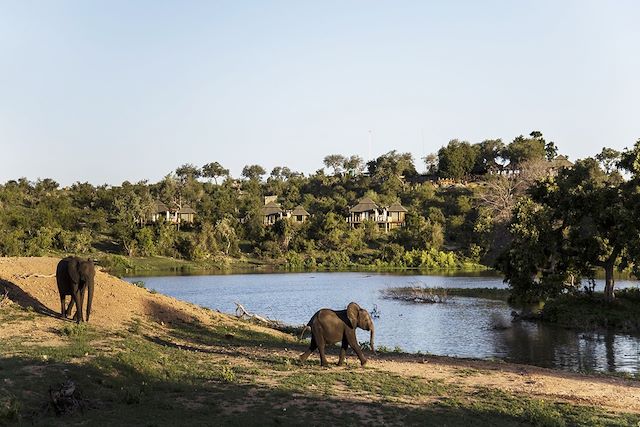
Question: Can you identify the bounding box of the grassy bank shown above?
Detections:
[542,289,640,333]
[1,303,638,426]
[97,253,493,278]
[97,254,272,276]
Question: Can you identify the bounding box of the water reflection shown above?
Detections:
[125,271,640,374]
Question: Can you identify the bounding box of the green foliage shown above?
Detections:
[0,393,21,423]
[503,133,546,167]
[500,152,640,302]
[5,135,622,278]
[131,280,146,288]
[437,139,479,179]
[541,290,640,332]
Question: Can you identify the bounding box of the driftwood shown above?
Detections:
[233,302,299,334]
[382,287,450,304]
[234,302,274,325]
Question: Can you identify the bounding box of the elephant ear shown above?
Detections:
[67,258,81,283]
[346,302,360,329]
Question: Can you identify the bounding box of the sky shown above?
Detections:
[1,1,639,185]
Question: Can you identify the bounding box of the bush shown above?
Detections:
[135,227,156,257]
[99,254,134,273]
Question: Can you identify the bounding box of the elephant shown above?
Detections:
[55,257,95,323]
[299,302,375,367]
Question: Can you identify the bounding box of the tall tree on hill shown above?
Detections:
[437,140,478,179]
[343,155,365,176]
[367,151,416,196]
[595,147,622,174]
[473,139,505,175]
[323,154,346,176]
[202,162,229,184]
[241,164,266,182]
[503,133,546,168]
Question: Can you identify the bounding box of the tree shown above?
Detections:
[113,184,154,256]
[343,155,365,176]
[214,217,238,255]
[241,164,266,181]
[595,147,621,174]
[473,139,504,175]
[545,141,558,161]
[202,162,229,184]
[175,164,202,182]
[323,154,346,176]
[423,153,438,174]
[437,140,478,179]
[393,213,443,251]
[499,154,640,302]
[503,133,546,167]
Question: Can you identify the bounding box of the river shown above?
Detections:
[124,271,640,375]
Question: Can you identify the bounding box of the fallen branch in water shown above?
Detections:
[382,287,450,304]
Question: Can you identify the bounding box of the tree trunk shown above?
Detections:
[603,262,615,302]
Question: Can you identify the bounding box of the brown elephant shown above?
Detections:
[55,257,96,323]
[299,302,375,367]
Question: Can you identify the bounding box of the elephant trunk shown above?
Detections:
[86,280,94,322]
[369,325,375,353]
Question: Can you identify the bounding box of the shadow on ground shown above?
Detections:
[0,279,61,320]
[0,351,553,427]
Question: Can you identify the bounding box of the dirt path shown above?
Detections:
[1,256,639,417]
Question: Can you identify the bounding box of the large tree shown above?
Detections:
[437,140,478,179]
[499,149,640,302]
[503,132,546,168]
[202,162,229,184]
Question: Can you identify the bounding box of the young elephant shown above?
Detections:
[299,302,375,367]
[55,257,96,323]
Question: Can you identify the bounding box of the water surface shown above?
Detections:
[125,272,640,374]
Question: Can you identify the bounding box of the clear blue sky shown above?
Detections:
[1,1,639,185]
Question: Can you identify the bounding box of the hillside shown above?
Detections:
[0,257,639,426]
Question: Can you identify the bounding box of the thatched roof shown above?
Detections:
[549,155,573,169]
[262,201,283,216]
[291,205,310,216]
[349,197,379,213]
[387,202,408,213]
[178,205,196,214]
[154,200,169,213]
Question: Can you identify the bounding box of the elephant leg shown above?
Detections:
[71,291,83,323]
[338,336,349,366]
[299,336,318,362]
[317,339,328,367]
[59,295,66,318]
[346,331,367,366]
[65,298,75,318]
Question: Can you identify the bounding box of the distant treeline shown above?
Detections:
[2,132,639,303]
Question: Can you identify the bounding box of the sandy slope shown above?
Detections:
[0,256,639,415]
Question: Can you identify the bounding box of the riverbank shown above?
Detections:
[1,257,639,426]
[97,253,493,278]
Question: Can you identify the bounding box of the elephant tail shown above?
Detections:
[299,325,311,339]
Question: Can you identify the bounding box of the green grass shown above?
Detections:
[1,310,638,426]
[542,290,640,333]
